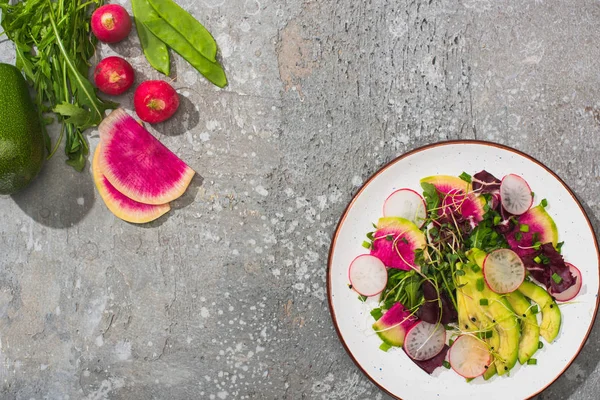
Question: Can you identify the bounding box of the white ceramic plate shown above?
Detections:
[328,141,599,400]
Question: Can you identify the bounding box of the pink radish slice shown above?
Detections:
[483,248,525,294]
[449,334,491,379]
[383,188,427,227]
[550,263,582,301]
[403,321,446,361]
[348,255,388,297]
[500,174,533,215]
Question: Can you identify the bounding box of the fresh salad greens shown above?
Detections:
[0,0,118,171]
[348,170,582,379]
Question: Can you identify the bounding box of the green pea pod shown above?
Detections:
[132,0,171,75]
[147,0,217,62]
[144,19,227,88]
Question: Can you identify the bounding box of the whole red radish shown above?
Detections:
[91,4,132,43]
[94,56,135,96]
[134,81,180,124]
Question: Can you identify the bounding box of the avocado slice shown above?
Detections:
[518,280,561,342]
[507,290,540,364]
[464,249,520,375]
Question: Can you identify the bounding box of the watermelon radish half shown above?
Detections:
[420,175,485,224]
[98,109,195,205]
[92,143,171,223]
[449,334,492,379]
[505,205,558,257]
[370,217,426,270]
[372,302,418,347]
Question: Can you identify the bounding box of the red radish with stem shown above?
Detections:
[348,255,387,297]
[500,174,533,215]
[550,263,582,301]
[94,56,135,95]
[403,321,446,361]
[483,248,526,294]
[383,188,427,227]
[449,334,492,378]
[134,80,180,123]
[91,4,132,43]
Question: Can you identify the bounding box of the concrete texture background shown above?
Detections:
[1,0,600,399]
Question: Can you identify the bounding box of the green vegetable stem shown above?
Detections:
[0,0,118,171]
[132,0,171,75]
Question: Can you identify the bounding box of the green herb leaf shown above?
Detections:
[541,198,548,207]
[538,341,544,349]
[459,172,472,183]
[421,182,440,217]
[358,295,368,302]
[370,308,383,321]
[443,360,451,369]
[366,232,374,240]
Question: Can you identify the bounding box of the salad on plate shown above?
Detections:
[347,170,582,380]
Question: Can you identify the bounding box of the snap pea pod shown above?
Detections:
[148,0,217,62]
[132,0,170,75]
[144,19,227,88]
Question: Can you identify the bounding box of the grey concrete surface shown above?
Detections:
[1,0,600,399]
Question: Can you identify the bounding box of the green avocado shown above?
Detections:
[507,290,540,364]
[463,249,520,375]
[0,63,45,195]
[518,280,561,343]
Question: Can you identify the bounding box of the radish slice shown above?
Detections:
[383,188,427,227]
[483,248,525,294]
[550,263,582,301]
[449,334,492,379]
[500,174,533,215]
[348,255,388,297]
[403,321,446,361]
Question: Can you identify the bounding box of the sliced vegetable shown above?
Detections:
[449,334,492,379]
[549,263,582,302]
[370,217,426,271]
[483,248,525,294]
[383,188,427,227]
[403,321,446,361]
[500,174,533,215]
[372,302,418,347]
[348,255,388,297]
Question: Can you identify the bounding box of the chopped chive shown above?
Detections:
[479,298,489,306]
[531,305,539,314]
[358,295,368,302]
[552,273,563,284]
[476,278,485,291]
[386,235,394,241]
[515,232,523,241]
[533,242,541,250]
[459,172,472,183]
[366,232,374,240]
[531,191,535,198]
[449,339,455,346]
[370,308,383,321]
[541,198,548,208]
[443,360,451,369]
[466,377,474,383]
[471,264,481,273]
[540,254,550,264]
[527,358,537,365]
[538,341,544,349]
[485,330,494,339]
[372,222,378,229]
[534,256,542,264]
[401,237,409,244]
[362,241,372,249]
[421,265,429,275]
[493,215,501,225]
[520,224,530,233]
[455,269,466,276]
[379,342,392,352]
[556,241,564,254]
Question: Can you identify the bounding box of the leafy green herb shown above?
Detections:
[515,232,523,241]
[400,237,408,244]
[531,305,539,314]
[370,307,383,321]
[541,198,548,208]
[459,172,472,183]
[471,264,481,273]
[443,360,451,369]
[0,0,118,171]
[358,295,368,302]
[556,241,564,254]
[421,182,440,218]
[386,235,393,241]
[493,215,501,225]
[538,341,544,349]
[366,232,374,240]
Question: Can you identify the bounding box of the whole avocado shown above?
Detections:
[0,63,45,194]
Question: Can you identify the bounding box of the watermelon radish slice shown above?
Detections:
[372,302,418,347]
[370,217,426,270]
[98,109,195,205]
[483,249,526,294]
[550,263,582,301]
[505,205,558,257]
[348,255,387,297]
[420,175,485,224]
[403,321,446,361]
[383,188,427,227]
[449,334,492,379]
[500,174,533,215]
[92,143,171,223]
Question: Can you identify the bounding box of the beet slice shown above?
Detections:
[411,344,450,374]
